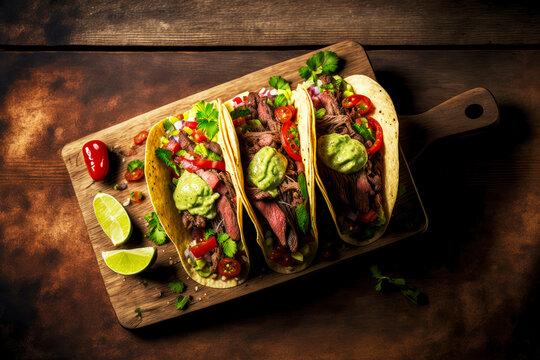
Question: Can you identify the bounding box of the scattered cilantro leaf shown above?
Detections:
[168,280,186,293]
[144,211,168,245]
[127,160,144,172]
[269,76,291,91]
[217,232,230,244]
[222,239,237,258]
[205,228,217,240]
[299,51,340,81]
[175,295,192,310]
[195,101,219,139]
[113,184,120,190]
[370,265,428,305]
[273,94,288,108]
[134,307,142,318]
[155,148,181,176]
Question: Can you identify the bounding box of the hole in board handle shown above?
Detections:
[465,104,483,119]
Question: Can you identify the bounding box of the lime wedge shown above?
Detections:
[93,193,132,246]
[102,247,157,275]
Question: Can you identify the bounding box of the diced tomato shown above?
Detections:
[130,191,144,202]
[185,121,198,130]
[268,246,296,267]
[125,167,144,182]
[192,129,208,143]
[280,121,302,161]
[358,209,377,223]
[218,258,242,278]
[233,116,247,127]
[287,105,297,120]
[342,95,372,115]
[166,141,181,154]
[133,130,149,145]
[190,236,218,258]
[232,96,243,105]
[274,106,294,123]
[192,158,226,171]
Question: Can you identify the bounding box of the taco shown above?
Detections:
[298,51,399,246]
[145,100,250,288]
[219,77,318,273]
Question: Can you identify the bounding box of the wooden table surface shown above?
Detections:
[1,1,539,359]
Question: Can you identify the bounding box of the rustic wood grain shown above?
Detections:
[61,42,427,328]
[1,49,539,359]
[1,0,539,47]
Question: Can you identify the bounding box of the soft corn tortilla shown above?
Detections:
[304,75,399,246]
[145,100,250,288]
[219,86,318,274]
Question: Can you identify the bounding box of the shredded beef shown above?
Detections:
[246,185,273,200]
[246,92,259,118]
[319,74,333,86]
[257,97,281,131]
[182,212,195,229]
[195,215,206,229]
[319,92,344,116]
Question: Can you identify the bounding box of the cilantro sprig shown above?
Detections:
[370,265,428,305]
[127,160,144,172]
[144,212,168,245]
[298,51,340,81]
[269,76,291,91]
[175,295,192,310]
[194,101,219,139]
[168,280,186,294]
[134,307,142,318]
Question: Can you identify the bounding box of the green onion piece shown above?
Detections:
[295,204,309,235]
[352,122,376,142]
[298,172,308,200]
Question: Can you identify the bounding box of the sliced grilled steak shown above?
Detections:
[177,131,195,152]
[258,97,281,131]
[210,246,223,273]
[246,185,273,200]
[182,212,195,229]
[319,92,344,116]
[355,170,372,213]
[216,196,240,241]
[196,169,220,190]
[195,215,206,228]
[253,200,287,247]
[246,92,259,118]
[202,141,223,156]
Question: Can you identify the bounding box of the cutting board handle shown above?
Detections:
[399,87,499,164]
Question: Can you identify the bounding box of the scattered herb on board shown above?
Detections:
[168,280,186,294]
[175,295,192,310]
[370,265,428,305]
[127,159,144,172]
[134,307,142,319]
[144,212,168,245]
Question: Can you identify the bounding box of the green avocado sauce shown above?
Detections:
[173,171,220,219]
[247,146,288,197]
[318,133,367,174]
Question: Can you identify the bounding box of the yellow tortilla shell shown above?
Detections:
[304,75,399,246]
[145,100,250,288]
[219,87,318,274]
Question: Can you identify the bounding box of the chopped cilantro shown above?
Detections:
[299,51,340,81]
[175,295,191,310]
[134,307,142,318]
[144,212,168,245]
[205,228,217,240]
[269,76,291,91]
[168,280,186,293]
[370,265,428,305]
[127,160,144,172]
[222,238,237,258]
[217,232,230,244]
[113,184,120,190]
[194,101,219,139]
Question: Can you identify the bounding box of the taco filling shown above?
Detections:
[300,52,388,241]
[155,101,247,280]
[225,77,314,268]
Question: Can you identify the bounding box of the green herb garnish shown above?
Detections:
[230,107,251,120]
[269,76,291,91]
[175,295,192,310]
[134,307,142,318]
[273,93,288,108]
[168,280,186,293]
[370,265,428,305]
[144,211,168,245]
[155,148,181,176]
[205,228,217,240]
[194,101,219,139]
[127,160,144,172]
[299,51,340,81]
[217,232,237,258]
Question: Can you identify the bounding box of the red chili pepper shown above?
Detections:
[82,140,109,181]
[166,141,181,154]
[189,236,218,258]
[365,117,383,156]
[185,121,198,130]
[280,121,302,161]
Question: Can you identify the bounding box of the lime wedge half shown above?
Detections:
[102,247,157,275]
[93,193,132,246]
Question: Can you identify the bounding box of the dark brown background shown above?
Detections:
[1,1,539,359]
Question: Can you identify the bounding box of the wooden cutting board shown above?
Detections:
[61,41,496,328]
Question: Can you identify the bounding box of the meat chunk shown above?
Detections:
[355,171,372,213]
[246,185,274,201]
[257,97,281,131]
[319,92,344,116]
[319,74,333,86]
[177,131,195,152]
[210,246,223,273]
[202,141,223,156]
[253,200,287,247]
[182,212,195,229]
[216,196,240,241]
[195,169,220,190]
[246,92,259,118]
[195,215,206,229]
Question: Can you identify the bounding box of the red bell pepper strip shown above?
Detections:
[365,117,383,156]
[190,236,218,258]
[173,156,226,173]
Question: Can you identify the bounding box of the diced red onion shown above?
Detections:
[184,248,195,262]
[168,135,179,143]
[173,120,185,131]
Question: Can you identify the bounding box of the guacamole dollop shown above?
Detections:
[247,146,288,198]
[318,134,367,174]
[173,171,220,219]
